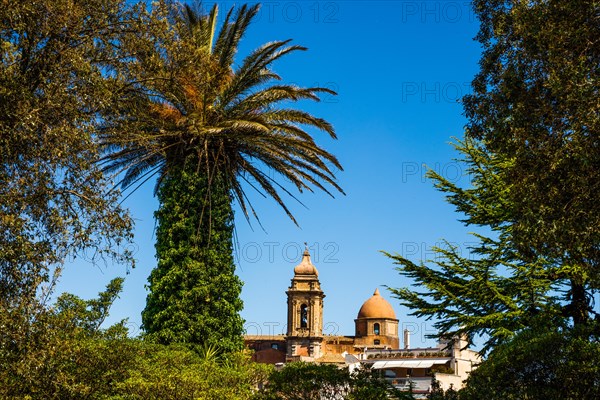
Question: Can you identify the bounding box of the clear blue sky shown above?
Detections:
[57,1,482,348]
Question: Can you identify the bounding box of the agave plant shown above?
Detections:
[101,1,343,350]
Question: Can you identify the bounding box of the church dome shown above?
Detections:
[294,248,319,276]
[357,288,396,319]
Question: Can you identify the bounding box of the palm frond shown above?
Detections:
[101,1,343,224]
[214,4,260,68]
[220,40,297,102]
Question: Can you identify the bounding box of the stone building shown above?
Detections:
[354,288,399,349]
[285,247,326,359]
[244,248,480,395]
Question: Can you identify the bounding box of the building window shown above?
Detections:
[271,343,279,350]
[300,304,308,328]
[374,339,380,345]
[374,323,380,335]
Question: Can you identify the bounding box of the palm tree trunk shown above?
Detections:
[141,156,244,353]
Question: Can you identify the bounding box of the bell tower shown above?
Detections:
[286,246,325,359]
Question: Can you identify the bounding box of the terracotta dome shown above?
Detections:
[294,248,319,276]
[357,288,396,319]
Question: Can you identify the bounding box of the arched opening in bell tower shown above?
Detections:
[300,304,308,328]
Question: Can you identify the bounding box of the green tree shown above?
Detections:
[1,2,137,397]
[0,278,139,399]
[255,362,351,400]
[114,345,271,400]
[463,0,600,325]
[387,0,599,395]
[0,275,271,400]
[459,323,600,400]
[254,362,412,400]
[348,366,413,400]
[0,0,135,302]
[144,166,245,352]
[102,1,342,350]
[386,139,559,354]
[386,0,600,354]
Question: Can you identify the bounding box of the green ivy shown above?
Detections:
[142,159,244,353]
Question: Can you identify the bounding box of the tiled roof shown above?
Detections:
[315,353,347,364]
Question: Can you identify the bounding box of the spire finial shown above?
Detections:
[374,288,381,296]
[293,241,318,276]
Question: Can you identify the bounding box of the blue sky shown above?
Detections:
[57,1,482,347]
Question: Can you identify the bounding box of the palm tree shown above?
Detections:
[102,1,343,351]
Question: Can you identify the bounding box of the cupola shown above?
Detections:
[357,288,396,319]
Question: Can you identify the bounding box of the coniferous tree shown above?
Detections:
[386,0,600,355]
[386,139,559,354]
[463,0,600,325]
[387,1,599,396]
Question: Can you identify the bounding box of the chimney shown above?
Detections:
[404,328,410,350]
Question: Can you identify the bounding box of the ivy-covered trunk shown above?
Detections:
[141,158,244,354]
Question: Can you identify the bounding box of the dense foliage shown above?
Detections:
[254,362,413,400]
[142,163,244,351]
[460,323,600,400]
[0,278,134,398]
[465,0,600,279]
[1,2,136,396]
[0,0,134,306]
[113,344,271,400]
[0,279,271,400]
[463,0,600,325]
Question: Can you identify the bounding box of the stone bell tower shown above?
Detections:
[285,246,325,360]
